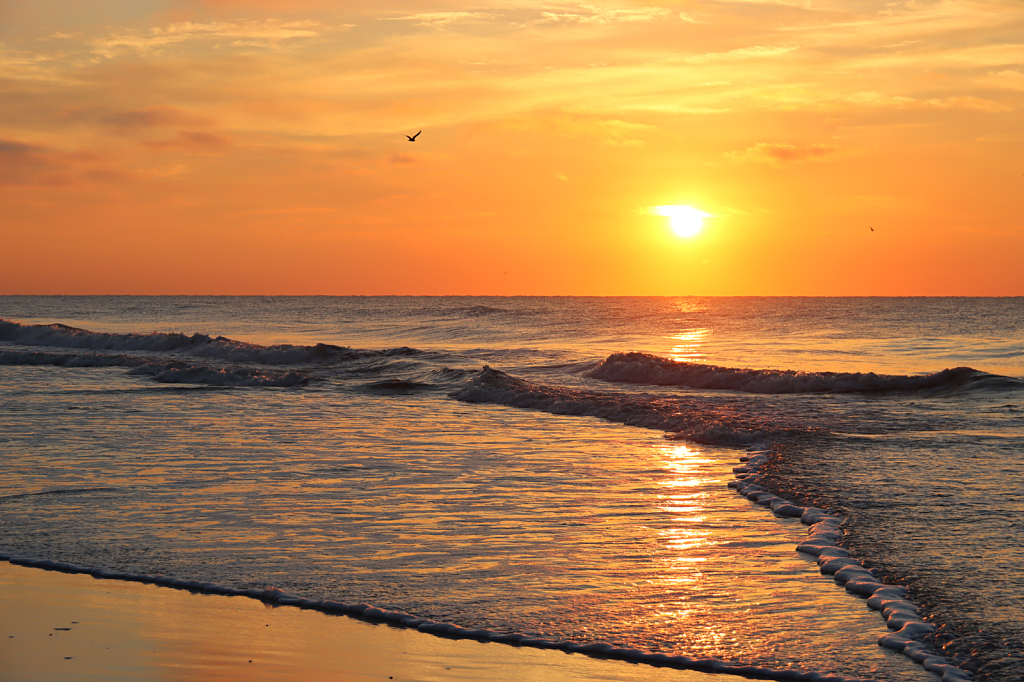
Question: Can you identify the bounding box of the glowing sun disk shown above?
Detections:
[656,205,710,237]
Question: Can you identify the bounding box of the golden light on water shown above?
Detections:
[669,328,710,363]
[656,443,718,557]
[655,206,711,238]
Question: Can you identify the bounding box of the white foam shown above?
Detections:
[128,363,306,387]
[846,580,885,597]
[588,351,1003,395]
[2,555,893,682]
[818,557,862,574]
[0,319,414,367]
[0,345,311,388]
[770,501,806,517]
[723,452,971,681]
[882,603,919,619]
[833,566,878,584]
[452,366,784,446]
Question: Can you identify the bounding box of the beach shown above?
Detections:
[3,0,1022,679]
[0,561,733,682]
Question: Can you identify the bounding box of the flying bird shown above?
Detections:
[870,226,874,231]
[406,131,421,142]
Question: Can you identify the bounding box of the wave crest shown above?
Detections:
[452,366,817,445]
[0,320,211,353]
[587,352,1020,395]
[0,319,420,366]
[0,350,309,387]
[129,363,307,387]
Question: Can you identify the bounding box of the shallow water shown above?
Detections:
[0,366,920,679]
[766,394,1024,678]
[0,562,736,682]
[2,296,1022,680]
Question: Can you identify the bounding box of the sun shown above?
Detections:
[655,205,711,237]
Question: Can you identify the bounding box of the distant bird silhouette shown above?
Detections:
[406,131,421,142]
[870,226,874,231]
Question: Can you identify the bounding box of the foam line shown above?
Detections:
[453,366,813,446]
[1,553,886,682]
[0,319,420,366]
[588,352,1022,395]
[0,349,311,387]
[728,450,973,681]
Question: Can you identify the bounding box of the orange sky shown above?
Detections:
[1,0,1022,295]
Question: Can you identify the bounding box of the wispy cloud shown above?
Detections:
[529,6,672,25]
[2,1,1023,295]
[390,12,496,27]
[0,138,121,187]
[505,113,661,145]
[725,142,839,163]
[142,131,232,151]
[781,0,1021,47]
[835,91,1013,112]
[0,139,69,186]
[91,20,326,57]
[985,69,1024,91]
[684,44,799,63]
[97,107,207,130]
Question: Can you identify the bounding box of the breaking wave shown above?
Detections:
[587,352,1023,395]
[0,349,309,387]
[0,349,147,369]
[0,319,420,366]
[363,379,436,393]
[128,363,307,387]
[452,366,821,446]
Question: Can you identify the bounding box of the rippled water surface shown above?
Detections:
[0,365,927,679]
[3,296,1021,377]
[766,394,1024,679]
[2,296,1023,681]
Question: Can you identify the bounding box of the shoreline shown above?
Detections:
[0,447,937,682]
[727,449,970,682]
[0,560,736,682]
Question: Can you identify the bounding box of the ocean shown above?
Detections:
[1,296,1021,681]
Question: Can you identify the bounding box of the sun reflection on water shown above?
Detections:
[668,327,710,363]
[3,383,923,678]
[650,444,720,601]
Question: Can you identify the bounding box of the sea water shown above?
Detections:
[1,296,1021,681]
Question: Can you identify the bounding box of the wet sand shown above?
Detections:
[0,561,734,682]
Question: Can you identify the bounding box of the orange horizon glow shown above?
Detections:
[1,1,1022,296]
